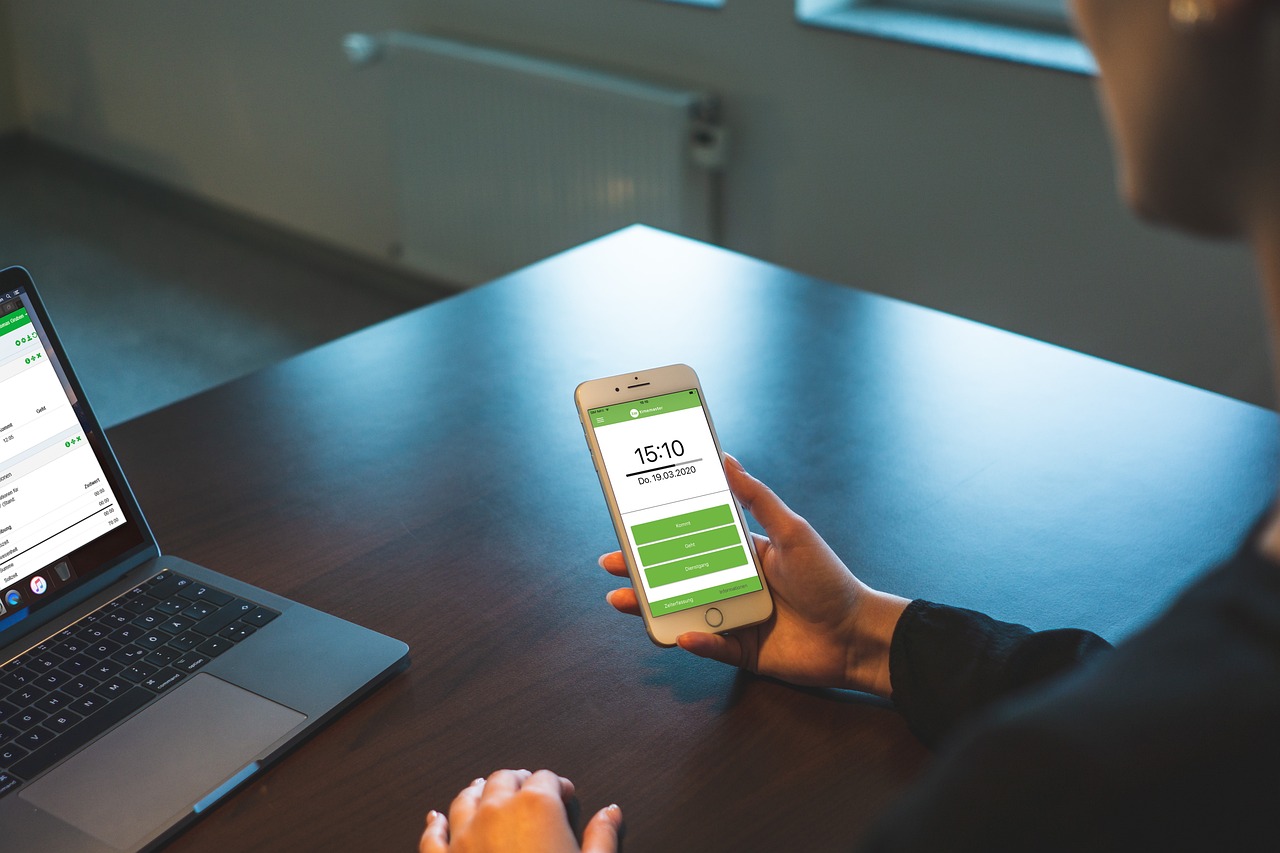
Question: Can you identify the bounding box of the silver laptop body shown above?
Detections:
[0,266,409,852]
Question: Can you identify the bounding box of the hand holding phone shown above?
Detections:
[598,452,910,698]
[575,364,774,646]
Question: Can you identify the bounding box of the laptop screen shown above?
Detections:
[0,274,149,634]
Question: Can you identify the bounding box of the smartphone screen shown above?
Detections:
[587,389,764,618]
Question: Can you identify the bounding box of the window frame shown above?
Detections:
[795,0,1094,75]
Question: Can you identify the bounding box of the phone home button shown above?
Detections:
[704,607,724,628]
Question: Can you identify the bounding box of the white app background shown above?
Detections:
[594,401,758,606]
[0,316,122,590]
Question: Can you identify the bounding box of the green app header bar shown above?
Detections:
[0,307,31,335]
[588,388,701,427]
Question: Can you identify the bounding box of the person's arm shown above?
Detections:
[859,523,1280,850]
[889,600,1112,747]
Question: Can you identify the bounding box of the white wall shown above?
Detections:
[4,0,1270,406]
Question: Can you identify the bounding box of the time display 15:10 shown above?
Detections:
[635,440,685,465]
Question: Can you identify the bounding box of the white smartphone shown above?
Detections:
[575,364,773,647]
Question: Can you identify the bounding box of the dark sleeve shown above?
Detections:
[858,534,1280,851]
[889,600,1112,747]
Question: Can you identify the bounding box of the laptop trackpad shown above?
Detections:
[21,673,306,850]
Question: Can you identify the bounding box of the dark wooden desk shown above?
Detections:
[107,226,1278,851]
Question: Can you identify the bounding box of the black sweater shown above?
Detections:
[861,516,1280,851]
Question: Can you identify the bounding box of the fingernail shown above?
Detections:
[472,777,485,786]
[597,554,609,568]
[426,810,438,824]
[724,453,743,471]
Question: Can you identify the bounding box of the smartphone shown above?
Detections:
[575,364,773,647]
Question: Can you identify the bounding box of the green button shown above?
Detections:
[648,575,763,616]
[638,524,741,568]
[644,545,747,588]
[0,307,30,334]
[631,504,734,546]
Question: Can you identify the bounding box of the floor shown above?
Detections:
[0,136,454,427]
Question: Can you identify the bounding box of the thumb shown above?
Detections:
[676,631,748,669]
[582,804,623,853]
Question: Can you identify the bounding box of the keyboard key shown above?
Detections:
[133,612,163,630]
[71,694,105,717]
[159,615,195,635]
[143,648,178,667]
[87,640,122,659]
[154,598,186,615]
[111,647,148,665]
[43,711,81,734]
[227,600,256,618]
[180,585,232,606]
[218,624,255,643]
[88,660,124,679]
[11,687,43,706]
[140,668,184,693]
[29,655,62,672]
[143,571,171,589]
[192,605,245,637]
[117,597,153,616]
[168,631,203,652]
[12,710,46,731]
[110,625,143,644]
[0,744,28,766]
[19,727,53,750]
[242,608,279,627]
[36,693,72,713]
[35,671,68,691]
[96,678,131,699]
[51,637,88,658]
[196,637,234,658]
[58,654,95,676]
[180,602,214,621]
[145,573,189,600]
[0,772,19,798]
[121,663,158,684]
[0,725,20,746]
[0,668,37,690]
[135,633,167,650]
[77,625,109,642]
[0,702,16,725]
[60,677,97,699]
[172,653,210,673]
[99,610,131,628]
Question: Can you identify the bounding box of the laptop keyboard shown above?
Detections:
[0,570,279,798]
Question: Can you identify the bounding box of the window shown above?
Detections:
[795,0,1093,74]
[891,0,1068,30]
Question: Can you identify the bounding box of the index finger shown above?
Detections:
[597,551,629,578]
[724,455,803,539]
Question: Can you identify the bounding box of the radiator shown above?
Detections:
[345,31,724,286]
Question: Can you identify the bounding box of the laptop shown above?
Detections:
[0,266,410,851]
